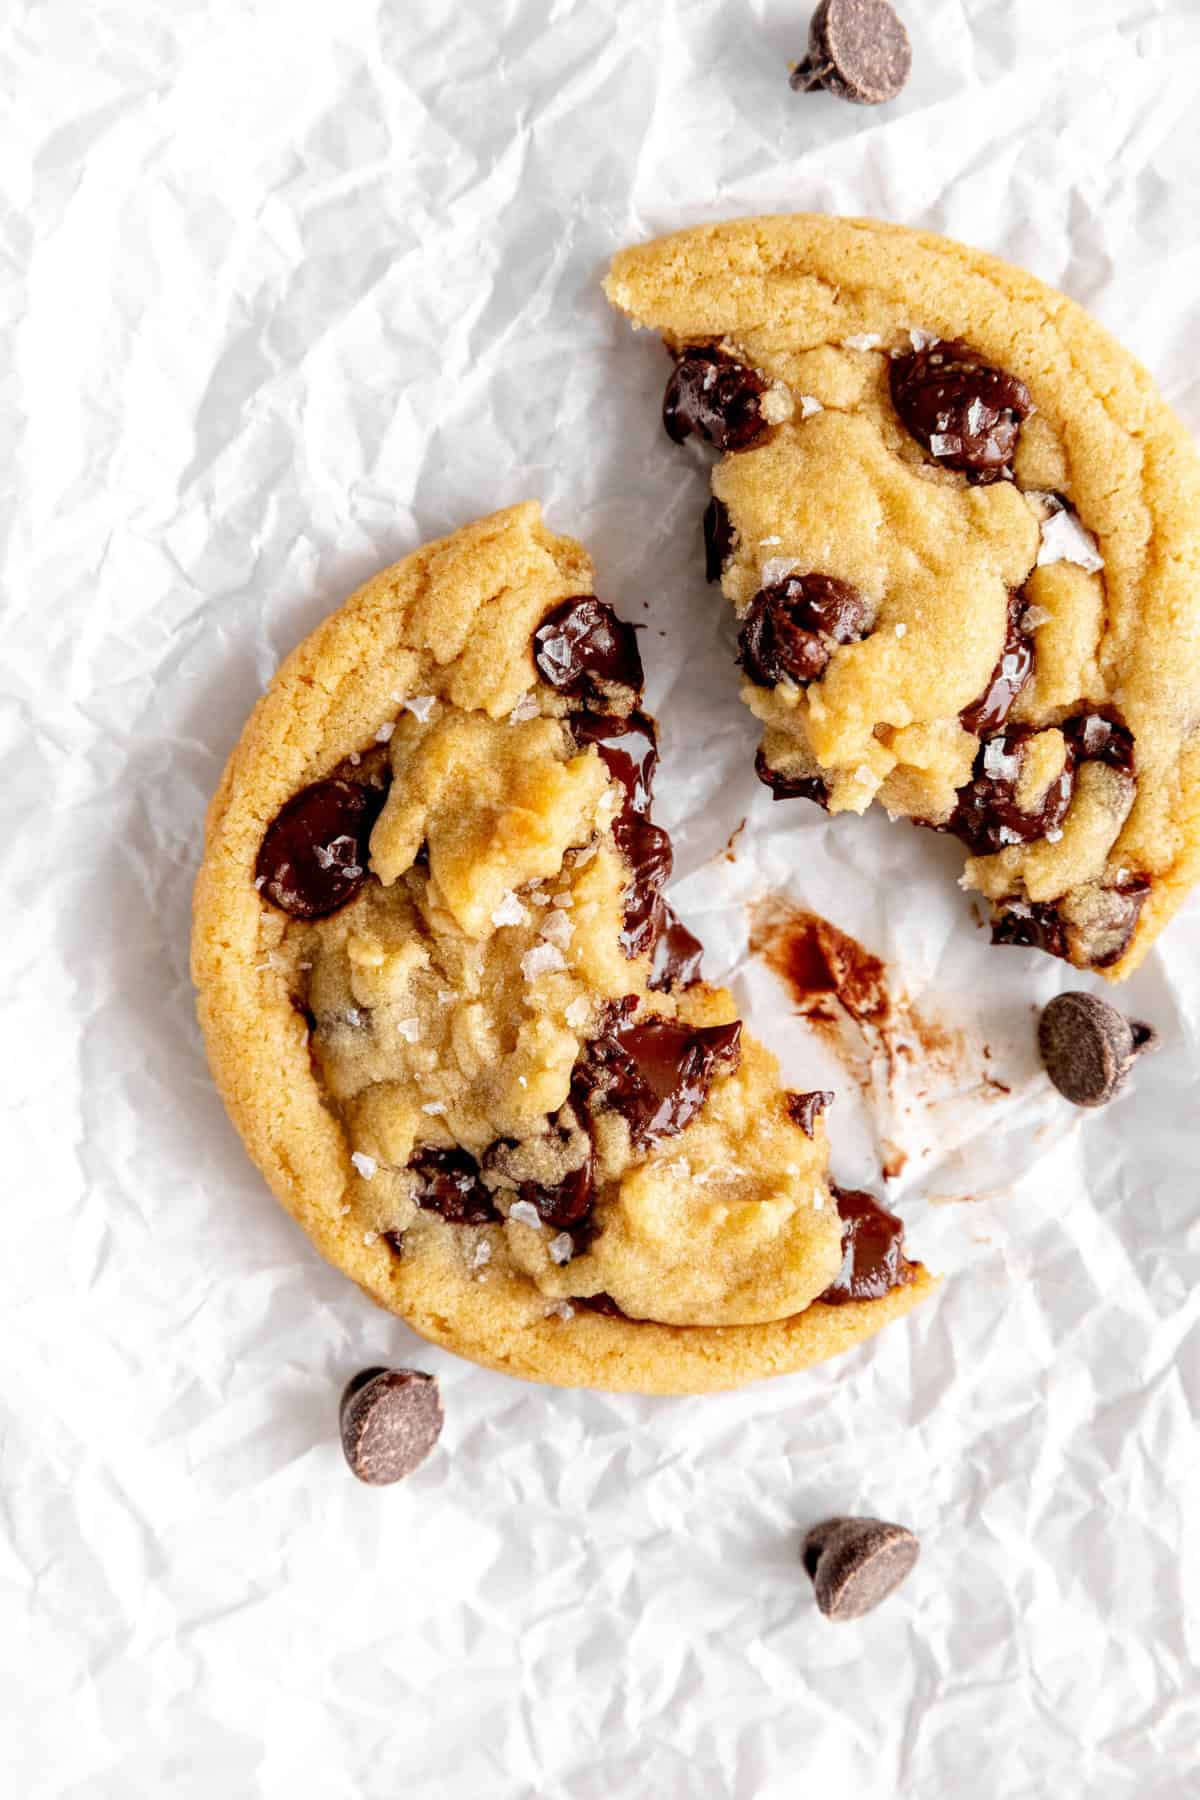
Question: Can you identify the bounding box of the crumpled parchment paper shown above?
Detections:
[3,2,1199,1794]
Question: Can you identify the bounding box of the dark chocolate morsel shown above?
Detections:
[739,573,869,690]
[1062,711,1135,774]
[754,748,831,806]
[648,904,704,992]
[990,899,1071,962]
[662,346,770,452]
[890,338,1032,483]
[578,1292,629,1318]
[613,813,674,959]
[948,724,1074,856]
[256,777,386,920]
[571,710,658,817]
[818,1185,916,1304]
[1037,990,1157,1108]
[577,1004,742,1146]
[992,875,1149,971]
[407,1146,499,1224]
[533,596,644,703]
[703,497,736,582]
[802,1516,920,1620]
[791,0,913,106]
[786,1090,835,1136]
[339,1367,444,1486]
[959,591,1034,737]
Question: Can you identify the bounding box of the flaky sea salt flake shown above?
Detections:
[404,694,436,723]
[351,1151,378,1180]
[799,394,824,419]
[546,1300,575,1321]
[844,332,882,352]
[565,996,591,1029]
[396,1017,421,1043]
[522,943,566,981]
[421,1101,446,1115]
[508,690,540,722]
[508,1200,543,1229]
[374,721,396,743]
[549,1233,574,1265]
[1037,507,1104,574]
[760,556,799,587]
[539,910,573,947]
[908,326,938,352]
[491,891,529,928]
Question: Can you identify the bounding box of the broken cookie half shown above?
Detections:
[605,214,1200,979]
[193,502,931,1394]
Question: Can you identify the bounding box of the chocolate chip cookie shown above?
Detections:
[192,504,931,1393]
[606,216,1200,977]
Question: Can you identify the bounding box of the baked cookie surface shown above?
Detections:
[605,215,1200,978]
[192,503,930,1393]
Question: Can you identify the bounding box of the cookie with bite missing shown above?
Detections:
[192,503,932,1394]
[605,215,1200,978]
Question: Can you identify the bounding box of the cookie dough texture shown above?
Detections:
[192,503,930,1393]
[605,214,1200,978]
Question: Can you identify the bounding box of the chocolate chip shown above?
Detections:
[818,1185,916,1304]
[802,1517,920,1620]
[662,346,770,452]
[408,1146,499,1224]
[754,749,831,807]
[613,813,674,959]
[256,777,386,920]
[703,497,736,582]
[648,904,704,992]
[1038,991,1159,1107]
[959,591,1034,737]
[571,710,658,817]
[890,339,1032,483]
[578,1002,742,1145]
[1062,711,1135,774]
[790,0,913,106]
[948,725,1075,856]
[578,1291,628,1317]
[993,876,1150,971]
[339,1367,444,1486]
[786,1090,835,1136]
[739,573,870,689]
[533,596,644,705]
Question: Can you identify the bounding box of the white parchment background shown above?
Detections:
[3,2,1199,1795]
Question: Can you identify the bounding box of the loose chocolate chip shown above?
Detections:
[571,710,659,817]
[890,339,1032,483]
[959,591,1034,737]
[739,573,870,690]
[818,1185,916,1304]
[703,497,736,582]
[533,596,644,704]
[1037,990,1159,1107]
[578,1002,742,1145]
[408,1146,499,1224]
[791,0,913,106]
[648,904,704,992]
[339,1367,443,1486]
[802,1517,920,1620]
[786,1090,835,1136]
[754,748,831,807]
[948,724,1075,856]
[662,346,770,452]
[256,777,386,920]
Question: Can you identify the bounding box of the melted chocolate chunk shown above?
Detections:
[785,1090,835,1136]
[613,813,674,959]
[663,346,770,453]
[578,1292,628,1317]
[648,905,704,992]
[578,1002,742,1146]
[948,724,1075,856]
[408,1147,498,1225]
[571,710,658,816]
[533,596,644,703]
[754,748,831,806]
[739,573,870,689]
[993,876,1149,971]
[890,339,1032,483]
[959,591,1034,736]
[1063,711,1135,774]
[704,497,736,582]
[818,1186,915,1304]
[255,777,386,920]
[791,0,913,107]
